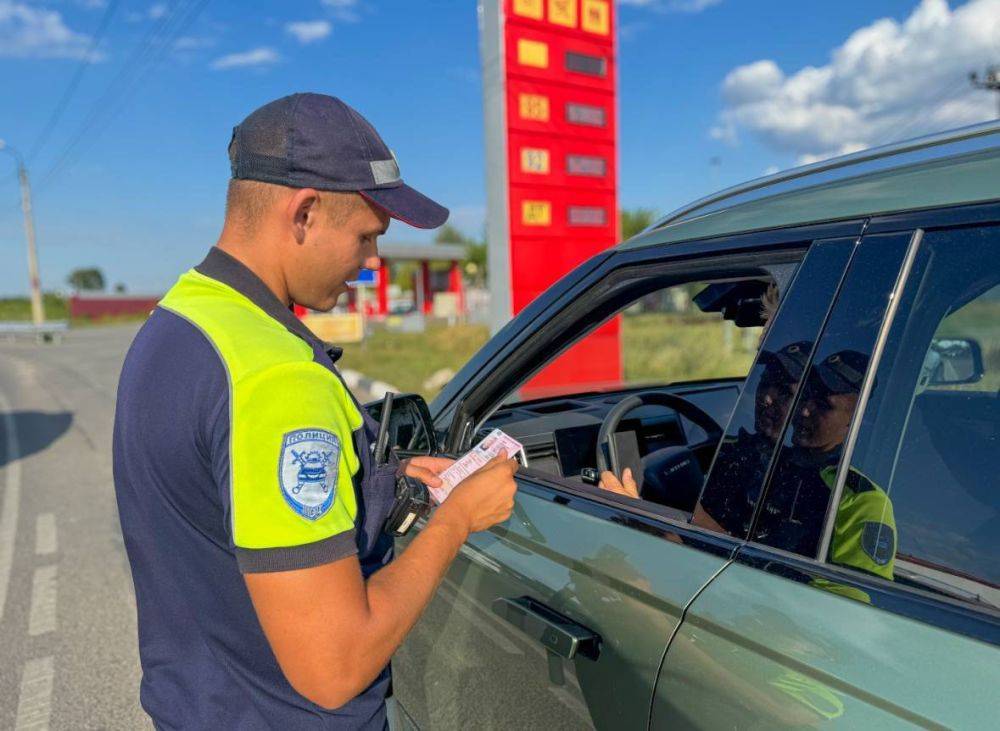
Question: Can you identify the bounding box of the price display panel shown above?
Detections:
[483,0,621,394]
[508,131,615,190]
[506,79,617,142]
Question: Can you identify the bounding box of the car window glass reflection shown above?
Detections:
[692,240,855,540]
[748,233,912,580]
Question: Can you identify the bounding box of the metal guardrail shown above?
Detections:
[0,321,69,343]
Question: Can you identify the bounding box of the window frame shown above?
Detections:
[431,219,865,559]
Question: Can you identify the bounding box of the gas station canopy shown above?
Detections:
[377,242,466,262]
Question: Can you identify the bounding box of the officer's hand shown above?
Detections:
[401,456,455,489]
[599,468,640,499]
[433,451,519,535]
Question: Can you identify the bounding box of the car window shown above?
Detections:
[620,282,764,388]
[469,246,840,522]
[514,278,770,402]
[693,238,856,540]
[836,225,1000,612]
[477,250,815,521]
[744,232,914,563]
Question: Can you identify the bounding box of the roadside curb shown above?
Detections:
[340,369,398,401]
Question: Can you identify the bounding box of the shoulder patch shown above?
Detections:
[279,429,340,520]
[860,521,895,566]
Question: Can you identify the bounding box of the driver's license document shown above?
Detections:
[429,429,525,504]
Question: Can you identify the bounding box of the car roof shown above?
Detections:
[620,120,1000,250]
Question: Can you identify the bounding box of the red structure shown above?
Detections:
[69,293,160,320]
[345,243,467,318]
[482,0,621,395]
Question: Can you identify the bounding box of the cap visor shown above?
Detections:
[360,184,449,230]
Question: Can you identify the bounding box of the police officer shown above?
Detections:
[113,93,518,729]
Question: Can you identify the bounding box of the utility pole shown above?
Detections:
[0,140,45,327]
[969,66,1000,119]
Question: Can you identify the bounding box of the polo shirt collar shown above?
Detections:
[195,247,345,364]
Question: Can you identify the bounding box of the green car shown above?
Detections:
[384,122,1000,729]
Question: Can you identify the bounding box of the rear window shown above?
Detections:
[843,225,999,611]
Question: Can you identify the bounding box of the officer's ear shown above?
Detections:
[287,188,320,244]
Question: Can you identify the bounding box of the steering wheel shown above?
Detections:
[596,391,724,505]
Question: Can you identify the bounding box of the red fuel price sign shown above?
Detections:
[481,0,621,396]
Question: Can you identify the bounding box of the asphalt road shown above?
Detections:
[0,324,375,729]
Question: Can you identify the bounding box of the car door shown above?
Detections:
[391,222,863,730]
[651,212,1000,729]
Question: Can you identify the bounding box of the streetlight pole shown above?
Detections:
[969,66,1000,119]
[0,140,46,327]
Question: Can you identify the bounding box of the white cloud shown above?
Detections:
[148,3,168,20]
[618,0,722,12]
[0,0,101,59]
[211,46,280,70]
[174,35,215,51]
[713,0,1000,164]
[285,19,331,44]
[321,0,360,22]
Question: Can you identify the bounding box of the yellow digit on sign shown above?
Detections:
[517,38,549,69]
[548,0,577,28]
[518,93,550,122]
[520,148,550,175]
[522,201,552,226]
[513,0,543,19]
[582,0,609,35]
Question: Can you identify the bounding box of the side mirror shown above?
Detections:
[364,393,438,459]
[922,338,985,386]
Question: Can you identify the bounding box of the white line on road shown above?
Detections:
[35,513,57,556]
[28,565,57,636]
[0,387,21,625]
[14,655,54,730]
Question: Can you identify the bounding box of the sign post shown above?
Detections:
[480,0,621,395]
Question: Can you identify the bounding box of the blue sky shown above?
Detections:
[0,0,997,296]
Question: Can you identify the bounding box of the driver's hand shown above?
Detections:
[599,468,640,499]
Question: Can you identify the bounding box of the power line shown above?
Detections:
[26,0,123,162]
[34,0,194,185]
[34,0,211,193]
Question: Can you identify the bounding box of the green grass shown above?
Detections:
[623,312,761,385]
[0,294,69,321]
[338,323,490,400]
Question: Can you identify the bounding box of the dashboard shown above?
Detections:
[479,383,742,479]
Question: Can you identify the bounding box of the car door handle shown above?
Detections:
[492,596,601,661]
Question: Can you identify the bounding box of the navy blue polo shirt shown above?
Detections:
[113,248,396,729]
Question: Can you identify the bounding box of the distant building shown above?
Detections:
[69,292,160,320]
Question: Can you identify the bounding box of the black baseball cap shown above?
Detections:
[759,341,809,386]
[814,350,868,395]
[228,93,449,229]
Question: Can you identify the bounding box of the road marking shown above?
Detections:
[14,656,54,730]
[35,513,56,555]
[28,565,57,636]
[0,387,21,625]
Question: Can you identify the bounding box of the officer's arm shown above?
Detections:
[245,455,515,710]
[225,363,515,709]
